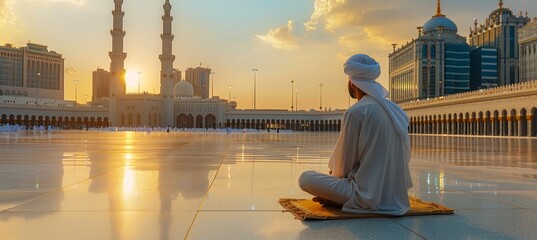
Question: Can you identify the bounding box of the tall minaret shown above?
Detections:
[108,0,127,126]
[160,0,176,127]
[109,0,127,96]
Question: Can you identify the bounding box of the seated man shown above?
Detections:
[299,54,413,216]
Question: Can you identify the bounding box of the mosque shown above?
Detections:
[0,0,344,131]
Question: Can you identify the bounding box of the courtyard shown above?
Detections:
[1,131,537,239]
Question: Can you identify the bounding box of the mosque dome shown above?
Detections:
[423,16,458,33]
[174,81,194,98]
[422,0,458,34]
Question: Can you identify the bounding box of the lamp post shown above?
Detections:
[36,72,40,105]
[252,69,258,110]
[319,83,324,111]
[137,72,142,93]
[291,80,295,111]
[295,90,298,112]
[84,94,87,105]
[210,72,215,98]
[74,79,79,107]
[228,85,232,101]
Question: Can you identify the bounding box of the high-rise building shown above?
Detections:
[389,0,470,103]
[173,68,182,85]
[519,18,537,83]
[470,47,498,90]
[92,68,110,101]
[468,0,530,86]
[185,67,211,99]
[0,43,64,100]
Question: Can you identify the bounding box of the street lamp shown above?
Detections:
[319,83,324,111]
[295,90,298,112]
[137,72,142,93]
[36,72,40,105]
[291,80,295,111]
[228,85,232,101]
[210,72,215,98]
[74,79,79,107]
[252,69,258,110]
[84,94,87,105]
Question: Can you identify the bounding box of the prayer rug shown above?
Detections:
[279,197,453,220]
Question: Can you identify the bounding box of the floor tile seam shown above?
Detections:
[222,160,295,163]
[196,209,283,213]
[184,143,229,239]
[3,210,199,213]
[389,218,428,240]
[0,166,126,213]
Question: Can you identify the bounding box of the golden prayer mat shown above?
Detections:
[279,197,454,220]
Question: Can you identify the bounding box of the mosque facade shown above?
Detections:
[468,0,530,86]
[389,0,470,103]
[519,18,537,83]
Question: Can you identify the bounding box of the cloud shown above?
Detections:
[0,0,18,30]
[256,20,298,50]
[27,0,86,6]
[65,67,79,75]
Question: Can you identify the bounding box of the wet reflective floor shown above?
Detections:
[1,131,537,239]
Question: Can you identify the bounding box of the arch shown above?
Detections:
[485,111,491,135]
[177,114,188,128]
[127,113,133,127]
[104,117,109,127]
[510,109,517,136]
[16,115,22,125]
[501,110,508,136]
[38,116,44,127]
[531,108,537,137]
[478,112,483,135]
[89,117,95,128]
[196,115,203,128]
[493,110,500,136]
[205,114,216,129]
[0,114,6,125]
[520,108,528,136]
[136,114,141,127]
[51,116,57,127]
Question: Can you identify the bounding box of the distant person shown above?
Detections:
[298,54,413,216]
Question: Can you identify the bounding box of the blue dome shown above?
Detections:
[422,16,458,33]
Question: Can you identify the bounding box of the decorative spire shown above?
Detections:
[499,0,503,9]
[434,0,445,17]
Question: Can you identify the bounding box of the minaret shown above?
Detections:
[108,0,127,127]
[160,0,176,127]
[109,0,127,96]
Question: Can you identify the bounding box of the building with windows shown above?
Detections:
[92,68,110,101]
[468,0,530,86]
[519,18,537,83]
[185,67,211,99]
[470,47,498,90]
[0,43,64,100]
[389,0,470,103]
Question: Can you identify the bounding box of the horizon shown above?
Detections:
[1,0,536,110]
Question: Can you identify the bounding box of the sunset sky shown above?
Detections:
[1,0,536,110]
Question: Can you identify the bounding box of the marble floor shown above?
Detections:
[1,131,537,239]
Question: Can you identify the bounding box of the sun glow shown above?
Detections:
[125,70,140,93]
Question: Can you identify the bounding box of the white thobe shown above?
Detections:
[329,96,412,215]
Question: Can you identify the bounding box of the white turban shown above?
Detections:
[343,54,388,98]
[343,54,410,155]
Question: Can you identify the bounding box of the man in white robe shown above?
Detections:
[298,54,413,216]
